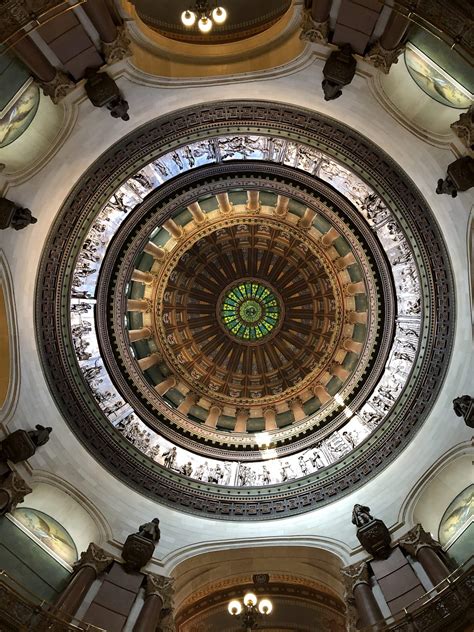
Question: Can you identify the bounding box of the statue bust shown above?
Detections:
[137,518,161,543]
[352,504,374,527]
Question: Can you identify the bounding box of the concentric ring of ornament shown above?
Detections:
[35,101,454,519]
[220,280,281,342]
[105,172,381,443]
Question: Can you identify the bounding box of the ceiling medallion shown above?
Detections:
[219,280,282,343]
[36,101,454,519]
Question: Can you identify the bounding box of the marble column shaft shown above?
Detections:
[132,593,163,632]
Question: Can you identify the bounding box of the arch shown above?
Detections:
[438,484,473,564]
[170,543,346,631]
[398,441,473,538]
[0,250,20,425]
[468,206,474,339]
[26,474,112,555]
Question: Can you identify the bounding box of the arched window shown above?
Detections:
[12,507,78,566]
[438,485,474,565]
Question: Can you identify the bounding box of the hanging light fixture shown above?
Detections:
[180,1,228,32]
[228,591,273,629]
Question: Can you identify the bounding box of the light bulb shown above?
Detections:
[181,9,196,26]
[228,600,242,615]
[212,6,227,24]
[243,592,257,607]
[258,598,273,615]
[198,15,213,32]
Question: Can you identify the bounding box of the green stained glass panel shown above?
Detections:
[220,281,281,342]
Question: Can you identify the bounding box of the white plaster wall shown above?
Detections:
[1,50,473,572]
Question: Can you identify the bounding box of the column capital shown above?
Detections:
[300,9,329,43]
[364,41,404,74]
[341,561,370,594]
[398,523,441,557]
[41,70,76,104]
[103,25,131,64]
[146,574,174,607]
[0,470,32,514]
[74,542,114,576]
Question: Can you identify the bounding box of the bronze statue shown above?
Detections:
[85,67,130,121]
[453,395,474,428]
[352,504,374,527]
[0,197,37,231]
[322,44,356,101]
[137,518,161,543]
[27,425,52,448]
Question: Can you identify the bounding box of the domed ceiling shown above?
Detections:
[132,0,291,43]
[36,101,454,519]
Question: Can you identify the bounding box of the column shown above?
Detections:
[82,0,117,43]
[131,270,154,285]
[332,363,349,381]
[53,544,113,618]
[379,12,410,51]
[216,192,232,213]
[127,299,150,312]
[313,384,331,405]
[342,562,383,630]
[347,311,368,324]
[416,547,450,586]
[353,582,384,628]
[246,190,260,212]
[155,376,176,396]
[344,281,365,296]
[334,252,356,270]
[321,227,339,247]
[138,353,161,371]
[311,0,332,22]
[343,339,363,354]
[162,219,183,240]
[144,242,165,260]
[129,327,152,342]
[133,593,163,632]
[234,409,249,433]
[11,34,75,103]
[178,392,197,414]
[399,524,451,587]
[274,195,289,217]
[263,408,277,431]
[187,202,206,224]
[133,574,173,632]
[298,208,316,229]
[11,35,56,82]
[205,405,222,427]
[289,398,305,422]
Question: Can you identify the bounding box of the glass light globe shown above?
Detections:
[243,592,257,606]
[228,600,242,615]
[181,10,196,26]
[212,6,227,24]
[258,598,273,615]
[198,16,213,32]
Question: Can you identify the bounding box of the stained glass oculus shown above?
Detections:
[221,281,281,341]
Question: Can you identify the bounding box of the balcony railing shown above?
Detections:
[0,571,105,632]
[361,556,474,631]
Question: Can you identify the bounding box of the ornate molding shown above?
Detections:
[0,470,32,514]
[40,70,75,104]
[364,41,404,75]
[102,25,131,65]
[398,523,441,557]
[73,542,113,576]
[35,101,455,519]
[300,9,329,43]
[451,106,474,151]
[146,574,174,608]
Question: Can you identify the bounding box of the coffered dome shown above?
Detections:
[36,101,454,519]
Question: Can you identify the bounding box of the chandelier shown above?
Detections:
[228,592,273,630]
[180,1,228,33]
